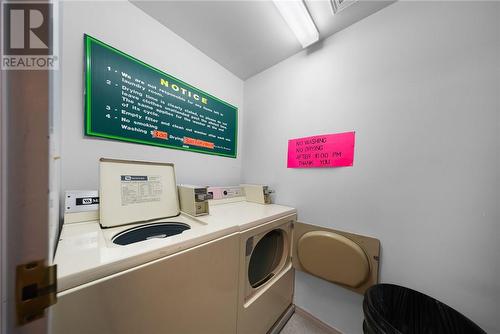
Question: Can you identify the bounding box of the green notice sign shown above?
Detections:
[84,35,238,158]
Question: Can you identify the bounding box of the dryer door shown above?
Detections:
[292,222,380,295]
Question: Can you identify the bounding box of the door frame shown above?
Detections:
[0,63,51,334]
[0,0,61,331]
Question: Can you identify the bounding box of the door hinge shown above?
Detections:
[16,260,57,326]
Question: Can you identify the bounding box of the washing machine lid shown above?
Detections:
[99,158,180,227]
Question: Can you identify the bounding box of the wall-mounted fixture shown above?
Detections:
[330,0,357,14]
[272,0,319,48]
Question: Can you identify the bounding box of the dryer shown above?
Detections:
[237,214,296,334]
[235,213,381,334]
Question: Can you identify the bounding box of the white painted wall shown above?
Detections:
[243,2,500,333]
[60,1,244,198]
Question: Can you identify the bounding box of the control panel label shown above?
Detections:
[120,175,163,206]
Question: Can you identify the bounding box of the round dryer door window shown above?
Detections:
[248,229,285,288]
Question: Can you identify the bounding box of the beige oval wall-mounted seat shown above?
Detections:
[297,231,370,288]
[292,222,380,294]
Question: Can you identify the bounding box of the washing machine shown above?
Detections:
[237,214,296,334]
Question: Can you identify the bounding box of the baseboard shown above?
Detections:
[294,305,343,334]
[268,304,295,334]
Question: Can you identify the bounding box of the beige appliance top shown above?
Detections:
[55,201,296,291]
[99,158,180,227]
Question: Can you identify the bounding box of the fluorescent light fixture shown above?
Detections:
[330,0,356,15]
[273,0,319,48]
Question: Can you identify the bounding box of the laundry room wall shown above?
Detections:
[242,2,500,333]
[59,1,244,199]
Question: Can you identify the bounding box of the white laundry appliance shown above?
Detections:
[52,159,242,334]
[237,214,295,334]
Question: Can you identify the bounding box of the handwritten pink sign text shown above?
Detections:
[287,132,355,168]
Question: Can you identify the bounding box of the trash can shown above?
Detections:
[363,284,486,334]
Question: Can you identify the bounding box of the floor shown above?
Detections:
[280,312,334,334]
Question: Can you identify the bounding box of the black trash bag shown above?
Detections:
[363,284,486,334]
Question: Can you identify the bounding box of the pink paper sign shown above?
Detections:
[287,132,355,168]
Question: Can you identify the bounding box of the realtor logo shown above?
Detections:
[1,1,58,69]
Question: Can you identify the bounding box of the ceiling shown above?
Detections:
[132,0,395,80]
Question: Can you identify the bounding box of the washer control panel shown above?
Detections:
[207,186,243,200]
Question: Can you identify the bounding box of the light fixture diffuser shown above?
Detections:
[330,0,357,15]
[273,0,319,48]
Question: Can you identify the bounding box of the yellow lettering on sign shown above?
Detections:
[160,78,169,87]
[160,78,208,105]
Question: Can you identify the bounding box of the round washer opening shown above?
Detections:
[248,229,285,289]
[112,222,190,246]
